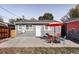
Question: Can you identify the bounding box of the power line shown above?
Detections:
[0,15,9,19]
[0,6,19,17]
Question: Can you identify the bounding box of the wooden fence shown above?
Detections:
[0,26,10,39]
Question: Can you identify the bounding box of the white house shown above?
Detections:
[15,20,61,37]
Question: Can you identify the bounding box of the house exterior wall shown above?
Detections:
[15,24,61,37]
[42,25,61,36]
[15,25,36,37]
[67,21,79,32]
[66,21,79,39]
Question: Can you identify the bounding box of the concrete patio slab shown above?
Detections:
[0,37,52,47]
[0,37,79,48]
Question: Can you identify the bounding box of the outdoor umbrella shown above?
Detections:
[47,22,64,37]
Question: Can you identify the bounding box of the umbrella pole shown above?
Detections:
[54,26,55,37]
[54,26,55,40]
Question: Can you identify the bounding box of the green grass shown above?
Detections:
[0,47,79,54]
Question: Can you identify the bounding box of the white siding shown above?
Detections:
[55,26,61,36]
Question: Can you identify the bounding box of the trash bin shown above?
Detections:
[10,29,16,38]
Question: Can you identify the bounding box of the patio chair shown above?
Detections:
[55,33,61,41]
[56,33,65,45]
[46,33,56,43]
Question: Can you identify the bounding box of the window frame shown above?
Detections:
[18,25,22,30]
[44,25,52,31]
[25,25,33,31]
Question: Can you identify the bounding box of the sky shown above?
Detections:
[0,4,76,22]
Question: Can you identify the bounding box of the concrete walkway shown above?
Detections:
[0,37,79,48]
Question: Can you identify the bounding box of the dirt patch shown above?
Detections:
[0,47,79,54]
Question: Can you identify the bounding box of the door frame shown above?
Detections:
[35,25,42,37]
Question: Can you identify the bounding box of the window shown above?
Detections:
[26,25,33,31]
[19,25,22,30]
[26,25,29,30]
[44,26,51,31]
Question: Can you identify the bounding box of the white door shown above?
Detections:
[36,25,41,37]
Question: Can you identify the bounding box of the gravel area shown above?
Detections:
[0,47,79,54]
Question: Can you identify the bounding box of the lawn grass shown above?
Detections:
[0,47,79,54]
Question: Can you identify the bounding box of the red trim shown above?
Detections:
[48,24,64,26]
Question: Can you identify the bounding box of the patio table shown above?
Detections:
[51,34,65,45]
